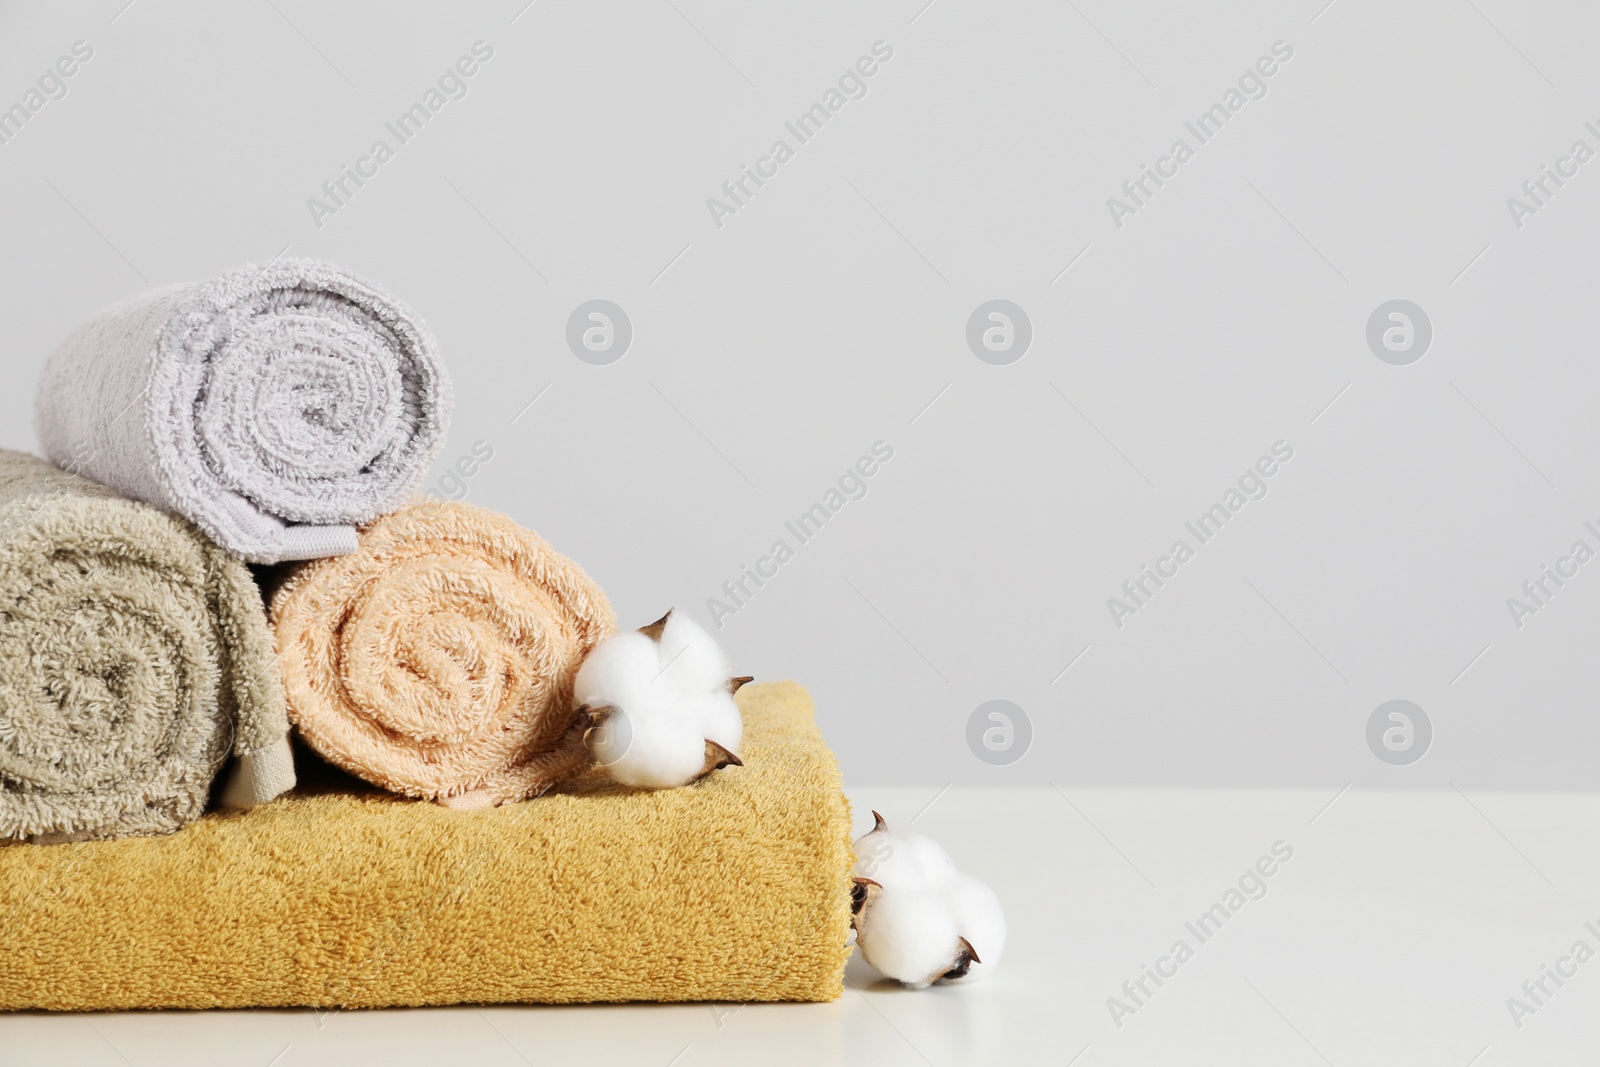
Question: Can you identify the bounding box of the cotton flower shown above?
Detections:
[851,811,1006,988]
[574,609,752,789]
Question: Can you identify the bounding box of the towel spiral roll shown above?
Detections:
[0,451,293,842]
[271,500,616,806]
[35,259,451,564]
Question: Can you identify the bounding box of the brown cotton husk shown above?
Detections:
[693,740,743,782]
[850,877,883,926]
[638,609,673,641]
[939,937,981,982]
[575,703,618,752]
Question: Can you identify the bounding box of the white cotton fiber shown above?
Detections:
[940,874,1006,982]
[854,821,957,893]
[574,632,658,711]
[654,611,729,697]
[851,812,1006,987]
[689,691,743,756]
[573,609,748,790]
[595,704,708,789]
[854,888,960,990]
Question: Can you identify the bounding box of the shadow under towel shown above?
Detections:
[33,258,451,564]
[271,499,616,808]
[0,451,293,842]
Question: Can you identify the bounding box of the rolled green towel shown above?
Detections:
[0,450,293,842]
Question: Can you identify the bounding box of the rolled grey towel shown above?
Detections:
[35,259,452,564]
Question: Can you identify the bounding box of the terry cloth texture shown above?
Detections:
[0,681,854,1009]
[0,450,293,843]
[271,499,616,807]
[34,258,451,564]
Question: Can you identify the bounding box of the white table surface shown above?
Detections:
[3,785,1596,1066]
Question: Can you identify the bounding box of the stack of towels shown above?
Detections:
[7,259,629,839]
[0,260,853,1009]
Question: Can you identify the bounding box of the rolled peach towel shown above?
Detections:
[270,500,615,806]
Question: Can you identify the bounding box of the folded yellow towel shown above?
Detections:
[0,681,854,1009]
[271,499,615,807]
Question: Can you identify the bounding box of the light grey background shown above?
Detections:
[3,0,1597,790]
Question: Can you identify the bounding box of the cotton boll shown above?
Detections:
[940,874,1006,981]
[854,887,962,990]
[572,609,750,790]
[851,812,1005,987]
